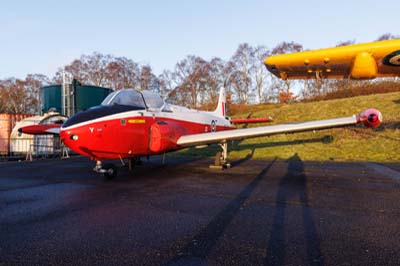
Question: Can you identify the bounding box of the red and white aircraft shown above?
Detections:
[19,86,380,179]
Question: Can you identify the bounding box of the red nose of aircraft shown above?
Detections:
[59,105,123,159]
[59,104,143,160]
[60,119,109,160]
[60,124,89,158]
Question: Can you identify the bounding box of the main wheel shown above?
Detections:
[103,163,118,180]
[214,151,223,166]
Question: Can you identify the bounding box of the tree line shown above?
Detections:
[0,33,398,114]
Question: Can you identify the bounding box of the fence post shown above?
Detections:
[25,144,33,161]
[62,145,69,159]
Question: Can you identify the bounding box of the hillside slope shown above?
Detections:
[176,92,400,162]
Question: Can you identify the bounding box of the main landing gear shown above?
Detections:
[94,161,118,180]
[210,142,231,169]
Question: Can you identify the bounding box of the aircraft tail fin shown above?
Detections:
[213,87,227,117]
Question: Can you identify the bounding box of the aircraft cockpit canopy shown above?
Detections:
[141,90,165,110]
[101,89,165,110]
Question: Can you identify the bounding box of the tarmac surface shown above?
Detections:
[1,155,400,266]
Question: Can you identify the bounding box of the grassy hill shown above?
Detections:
[175,92,400,162]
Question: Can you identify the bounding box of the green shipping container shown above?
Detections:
[75,85,112,112]
[41,84,112,115]
[41,85,62,113]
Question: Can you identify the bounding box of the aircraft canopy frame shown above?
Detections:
[101,89,165,110]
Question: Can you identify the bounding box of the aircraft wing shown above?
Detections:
[177,109,381,147]
[18,124,61,135]
[264,39,400,80]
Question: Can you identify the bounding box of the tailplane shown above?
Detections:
[213,87,226,117]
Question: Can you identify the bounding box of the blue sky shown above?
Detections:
[1,0,399,79]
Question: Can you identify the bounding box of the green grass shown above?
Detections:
[174,92,400,162]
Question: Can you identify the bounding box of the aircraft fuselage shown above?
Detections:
[60,104,233,161]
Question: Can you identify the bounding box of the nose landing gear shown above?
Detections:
[94,161,118,180]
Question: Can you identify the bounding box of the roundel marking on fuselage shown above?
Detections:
[211,120,217,132]
[382,50,400,66]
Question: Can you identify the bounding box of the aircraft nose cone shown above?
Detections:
[60,126,91,158]
[59,128,71,145]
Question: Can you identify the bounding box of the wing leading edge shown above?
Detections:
[177,109,381,147]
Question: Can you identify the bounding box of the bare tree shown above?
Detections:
[140,65,152,90]
[375,33,399,41]
[0,80,8,113]
[228,43,255,103]
[56,53,142,90]
[106,56,140,90]
[139,65,160,92]
[25,74,50,113]
[252,45,270,103]
[272,41,303,54]
[158,70,175,99]
[267,41,303,102]
[0,74,50,114]
[336,40,356,47]
[171,55,211,108]
[0,79,29,114]
[61,58,89,84]
[81,52,113,87]
[202,57,226,108]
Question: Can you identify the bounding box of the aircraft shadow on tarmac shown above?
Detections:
[124,135,332,180]
[113,135,333,182]
[229,147,255,167]
[233,135,333,150]
[168,154,325,266]
[177,135,333,159]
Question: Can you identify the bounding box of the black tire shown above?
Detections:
[103,163,118,180]
[214,151,223,166]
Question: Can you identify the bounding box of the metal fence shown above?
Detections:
[0,136,70,161]
[0,116,70,161]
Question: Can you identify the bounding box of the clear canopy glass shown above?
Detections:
[141,90,164,109]
[101,89,164,110]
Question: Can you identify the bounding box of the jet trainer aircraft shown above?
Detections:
[21,87,381,179]
[20,39,399,179]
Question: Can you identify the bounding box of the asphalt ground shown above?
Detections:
[1,155,400,266]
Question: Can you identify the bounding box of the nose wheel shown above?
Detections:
[94,161,118,179]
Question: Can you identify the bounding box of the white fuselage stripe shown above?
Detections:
[61,109,232,130]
